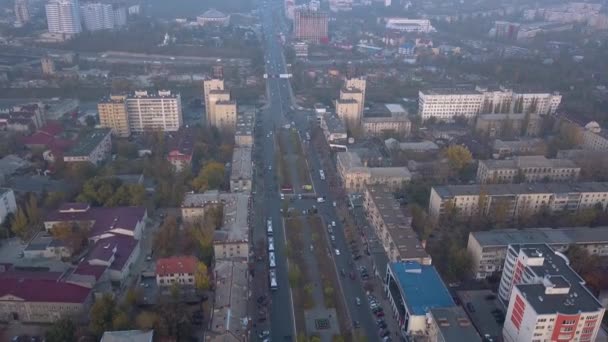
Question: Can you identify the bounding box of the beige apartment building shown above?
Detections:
[214,100,237,129]
[476,155,580,184]
[363,185,431,264]
[335,99,361,124]
[98,95,130,137]
[475,112,541,137]
[203,79,237,130]
[337,152,411,192]
[429,182,608,221]
[334,77,366,125]
[125,90,183,132]
[362,116,411,137]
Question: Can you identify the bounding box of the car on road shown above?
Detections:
[335,249,340,256]
[268,237,275,252]
[258,330,270,339]
[317,197,325,203]
[355,297,361,305]
[330,235,335,242]
[331,221,336,227]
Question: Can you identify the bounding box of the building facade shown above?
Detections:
[429,182,608,221]
[362,116,411,137]
[63,128,112,165]
[125,90,183,132]
[337,152,411,192]
[45,0,82,36]
[80,2,114,31]
[203,79,237,130]
[230,147,252,192]
[475,112,541,137]
[0,188,17,225]
[418,87,562,122]
[14,0,30,26]
[467,227,608,279]
[364,185,431,263]
[319,112,347,143]
[293,9,328,43]
[476,156,580,184]
[98,95,130,137]
[235,109,255,147]
[580,121,608,151]
[499,244,605,342]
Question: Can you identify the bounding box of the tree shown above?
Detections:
[51,221,89,254]
[89,294,119,337]
[153,215,179,257]
[566,244,599,277]
[192,161,225,191]
[136,311,160,330]
[25,194,41,226]
[45,317,76,342]
[288,264,302,288]
[85,115,96,128]
[442,145,473,174]
[11,206,29,241]
[112,310,131,330]
[194,261,210,291]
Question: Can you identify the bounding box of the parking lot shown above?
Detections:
[457,290,505,342]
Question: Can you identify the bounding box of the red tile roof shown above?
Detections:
[0,278,91,303]
[88,235,138,272]
[40,121,63,136]
[73,263,107,281]
[156,256,198,277]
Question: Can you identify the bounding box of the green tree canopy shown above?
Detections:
[45,317,76,342]
[192,161,225,191]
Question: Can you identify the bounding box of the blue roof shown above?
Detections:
[389,261,455,315]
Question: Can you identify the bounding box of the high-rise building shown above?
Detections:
[203,79,237,130]
[125,90,182,132]
[112,4,127,27]
[293,9,328,43]
[98,95,130,137]
[80,2,114,31]
[500,244,604,342]
[335,77,366,125]
[14,0,30,27]
[46,0,82,36]
[41,56,55,76]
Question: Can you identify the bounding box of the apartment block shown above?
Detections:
[500,244,604,342]
[235,108,255,147]
[363,185,431,264]
[337,152,411,192]
[418,86,561,122]
[14,0,30,26]
[362,103,411,137]
[580,121,608,151]
[181,191,250,260]
[0,188,17,225]
[126,90,182,132]
[429,182,608,221]
[80,2,114,31]
[467,227,608,279]
[230,147,252,192]
[427,307,482,342]
[334,77,366,125]
[63,128,111,165]
[46,0,82,36]
[293,8,328,43]
[493,138,547,158]
[319,112,347,143]
[156,256,197,287]
[335,99,361,124]
[203,79,237,130]
[98,95,130,137]
[476,156,580,184]
[475,112,541,137]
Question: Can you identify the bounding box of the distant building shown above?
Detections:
[364,185,430,263]
[125,90,183,132]
[492,21,520,40]
[0,188,17,225]
[385,261,455,335]
[235,108,255,147]
[40,56,56,76]
[293,8,328,43]
[384,18,435,33]
[0,103,46,133]
[230,147,252,192]
[208,259,249,342]
[476,156,580,184]
[156,256,197,287]
[329,0,352,12]
[385,139,439,153]
[493,138,547,158]
[293,41,309,57]
[14,0,30,27]
[80,3,114,31]
[337,151,411,192]
[46,0,82,36]
[362,103,411,137]
[63,128,111,165]
[181,191,250,260]
[580,121,608,151]
[203,79,237,130]
[418,86,561,122]
[335,78,366,125]
[468,227,608,279]
[196,9,230,26]
[167,129,194,172]
[212,64,224,79]
[98,95,130,137]
[429,182,608,221]
[500,244,605,342]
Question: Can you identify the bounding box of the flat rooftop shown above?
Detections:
[321,112,346,134]
[64,128,110,157]
[230,147,252,181]
[433,182,608,198]
[421,87,482,96]
[480,156,578,170]
[208,259,249,341]
[472,227,608,247]
[389,261,455,316]
[429,306,482,342]
[366,185,429,260]
[235,108,255,137]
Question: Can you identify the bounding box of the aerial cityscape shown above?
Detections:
[0,0,607,341]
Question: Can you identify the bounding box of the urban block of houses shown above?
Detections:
[63,128,112,165]
[230,147,252,193]
[181,191,250,260]
[167,129,194,172]
[0,188,17,225]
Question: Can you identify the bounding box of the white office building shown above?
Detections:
[80,3,113,31]
[126,90,183,132]
[14,0,30,27]
[46,0,82,35]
